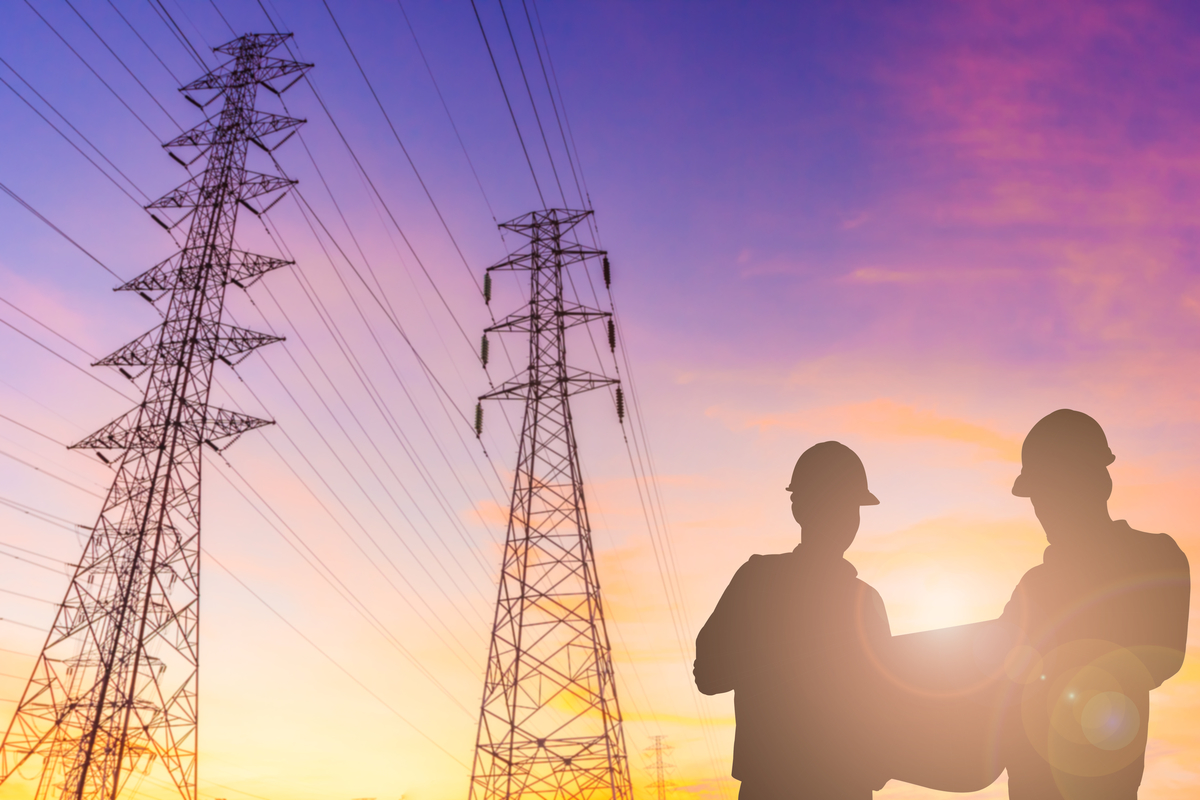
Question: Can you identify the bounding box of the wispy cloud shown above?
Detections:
[720,398,1021,463]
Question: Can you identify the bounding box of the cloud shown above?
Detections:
[721,398,1021,463]
[842,267,1020,285]
[840,211,871,230]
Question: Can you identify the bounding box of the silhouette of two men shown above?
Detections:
[695,410,1190,800]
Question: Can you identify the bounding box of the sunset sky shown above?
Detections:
[1,1,1198,799]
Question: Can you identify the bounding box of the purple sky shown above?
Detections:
[1,2,1198,799]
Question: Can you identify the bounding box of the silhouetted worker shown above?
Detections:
[694,441,891,799]
[999,409,1190,800]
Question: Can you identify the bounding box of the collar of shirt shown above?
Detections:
[791,542,859,579]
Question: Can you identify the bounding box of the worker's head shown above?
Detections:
[787,441,878,556]
[1012,409,1114,542]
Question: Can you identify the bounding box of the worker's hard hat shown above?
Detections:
[1012,409,1115,497]
[786,441,879,506]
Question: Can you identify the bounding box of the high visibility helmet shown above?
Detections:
[1012,409,1115,497]
[787,441,879,506]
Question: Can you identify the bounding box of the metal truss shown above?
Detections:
[0,33,310,800]
[470,209,633,800]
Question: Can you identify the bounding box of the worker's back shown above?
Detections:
[695,544,891,799]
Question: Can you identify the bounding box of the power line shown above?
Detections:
[204,549,470,769]
[0,56,151,206]
[496,0,566,204]
[60,0,185,132]
[0,465,473,772]
[1,124,495,692]
[20,0,164,140]
[0,181,121,278]
[145,0,208,70]
[0,313,136,402]
[0,411,72,447]
[0,447,103,499]
[104,0,184,84]
[393,0,500,225]
[210,459,475,715]
[318,0,485,294]
[0,587,59,606]
[468,0,546,206]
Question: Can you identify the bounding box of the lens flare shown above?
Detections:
[1081,692,1140,751]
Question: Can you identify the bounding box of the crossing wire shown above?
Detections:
[0,127,496,689]
[196,552,472,764]
[468,0,546,206]
[496,0,567,205]
[104,0,183,85]
[0,57,150,205]
[0,176,494,688]
[251,206,510,532]
[394,0,500,225]
[308,0,525,406]
[500,6,734,788]
[318,0,484,294]
[0,476,470,767]
[210,460,475,715]
[144,0,208,70]
[227,290,496,619]
[263,125,514,486]
[4,4,712,787]
[20,0,164,141]
[5,4,501,587]
[254,0,526,472]
[0,181,122,280]
[60,0,185,133]
[251,274,499,576]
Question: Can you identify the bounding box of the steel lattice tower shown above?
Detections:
[646,736,672,800]
[470,209,633,800]
[0,33,310,800]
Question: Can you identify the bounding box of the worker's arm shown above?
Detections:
[1140,534,1191,688]
[694,557,758,695]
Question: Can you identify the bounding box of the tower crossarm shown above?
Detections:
[480,368,619,401]
[497,207,594,237]
[485,246,606,272]
[181,33,311,95]
[165,110,304,151]
[147,170,295,209]
[94,322,283,368]
[69,407,272,452]
[184,56,311,93]
[117,249,293,292]
[485,301,610,335]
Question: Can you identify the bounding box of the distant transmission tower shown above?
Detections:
[0,33,309,800]
[469,209,633,800]
[645,736,673,800]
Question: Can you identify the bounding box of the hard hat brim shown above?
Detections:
[785,487,881,506]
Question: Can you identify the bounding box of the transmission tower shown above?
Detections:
[0,33,310,800]
[645,736,673,800]
[469,209,633,800]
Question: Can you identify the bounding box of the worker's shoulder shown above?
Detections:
[733,551,793,577]
[853,576,886,599]
[852,576,890,623]
[1115,521,1189,571]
